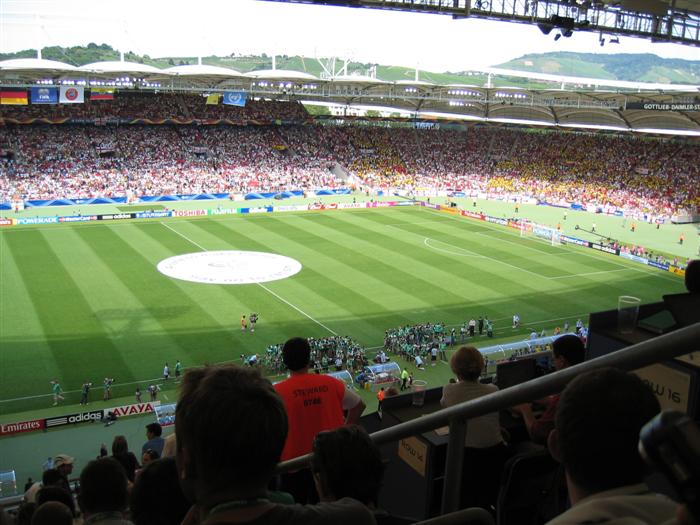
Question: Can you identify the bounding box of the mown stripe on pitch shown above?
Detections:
[375,210,676,314]
[129,222,298,349]
[0,234,63,402]
[304,211,541,303]
[270,214,475,308]
[187,219,412,339]
[3,229,133,398]
[74,225,235,365]
[44,227,169,380]
[321,211,598,320]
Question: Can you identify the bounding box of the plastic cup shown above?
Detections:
[411,380,428,407]
[617,296,641,334]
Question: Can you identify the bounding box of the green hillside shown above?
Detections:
[498,52,700,83]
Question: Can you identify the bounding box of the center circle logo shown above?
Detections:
[157,251,302,285]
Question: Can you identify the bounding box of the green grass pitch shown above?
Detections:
[0,204,687,420]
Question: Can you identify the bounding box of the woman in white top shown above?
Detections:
[441,346,510,511]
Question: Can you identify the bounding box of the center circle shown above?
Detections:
[157,251,303,285]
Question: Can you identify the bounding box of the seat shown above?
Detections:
[496,449,565,525]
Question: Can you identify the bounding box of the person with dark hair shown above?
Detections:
[274,337,366,504]
[24,467,69,503]
[311,425,412,524]
[111,436,139,483]
[78,457,132,524]
[142,422,165,457]
[514,334,585,445]
[130,457,190,525]
[15,502,37,525]
[441,346,509,510]
[30,501,73,525]
[35,486,76,517]
[546,368,675,524]
[685,259,699,293]
[175,364,374,524]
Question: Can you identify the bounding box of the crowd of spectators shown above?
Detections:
[1,116,698,218]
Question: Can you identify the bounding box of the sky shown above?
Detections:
[0,0,699,73]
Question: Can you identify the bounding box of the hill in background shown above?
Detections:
[2,44,699,86]
[497,52,700,84]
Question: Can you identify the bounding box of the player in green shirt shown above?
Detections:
[51,380,64,406]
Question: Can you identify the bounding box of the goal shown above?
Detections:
[520,220,561,246]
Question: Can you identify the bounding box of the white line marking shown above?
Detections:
[387,222,554,281]
[160,221,208,251]
[549,268,634,279]
[475,230,558,256]
[423,237,484,258]
[160,222,338,336]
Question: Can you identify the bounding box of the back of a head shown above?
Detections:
[685,259,700,294]
[146,422,163,437]
[282,337,311,371]
[311,425,384,505]
[131,457,190,525]
[112,435,129,456]
[31,502,73,525]
[35,486,75,516]
[40,469,62,487]
[175,365,288,494]
[553,334,585,366]
[450,346,484,382]
[16,502,37,525]
[555,367,660,494]
[79,457,128,515]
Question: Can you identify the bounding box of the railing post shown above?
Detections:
[441,417,467,515]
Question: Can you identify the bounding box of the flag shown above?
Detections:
[0,91,28,105]
[59,86,84,104]
[30,87,58,104]
[90,88,114,101]
[205,94,220,105]
[223,91,247,107]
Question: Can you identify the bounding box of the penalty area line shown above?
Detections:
[159,222,338,336]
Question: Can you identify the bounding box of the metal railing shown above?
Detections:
[278,322,700,515]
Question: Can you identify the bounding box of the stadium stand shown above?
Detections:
[1,110,698,218]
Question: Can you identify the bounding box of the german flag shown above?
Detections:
[0,91,28,105]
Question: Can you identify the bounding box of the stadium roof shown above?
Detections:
[79,61,166,75]
[164,64,245,77]
[0,58,79,72]
[244,69,318,81]
[0,59,698,135]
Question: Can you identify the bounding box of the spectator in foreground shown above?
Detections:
[130,457,190,525]
[546,368,675,524]
[141,422,165,457]
[274,337,366,503]
[441,346,510,511]
[78,457,132,525]
[24,467,68,503]
[35,486,76,518]
[311,425,413,524]
[513,334,585,445]
[111,436,139,483]
[175,364,374,524]
[30,501,73,525]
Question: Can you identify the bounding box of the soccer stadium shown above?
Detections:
[0,1,699,523]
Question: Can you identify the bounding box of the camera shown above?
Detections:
[639,410,700,522]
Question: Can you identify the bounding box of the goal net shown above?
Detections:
[520,221,561,246]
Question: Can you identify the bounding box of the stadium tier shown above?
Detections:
[0,99,699,219]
